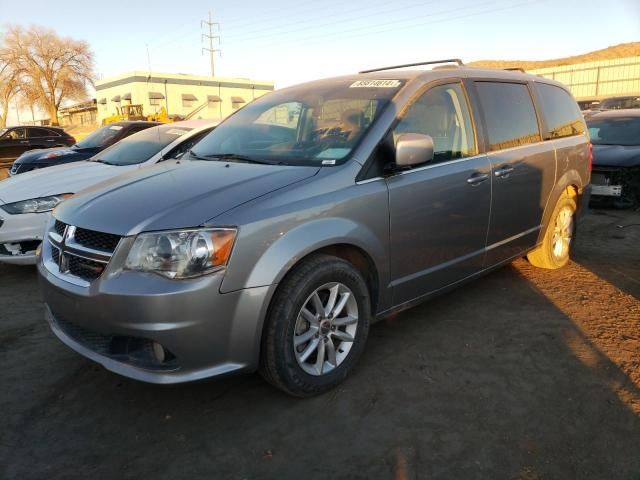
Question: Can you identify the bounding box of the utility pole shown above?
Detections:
[146,43,152,73]
[201,11,221,77]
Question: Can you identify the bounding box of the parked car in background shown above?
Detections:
[38,62,590,396]
[0,126,75,165]
[587,109,640,208]
[9,121,160,175]
[0,120,217,265]
[598,95,640,111]
[578,99,600,111]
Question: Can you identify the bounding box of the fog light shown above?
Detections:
[152,342,166,363]
[35,243,42,258]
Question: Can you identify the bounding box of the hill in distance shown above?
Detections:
[469,42,640,70]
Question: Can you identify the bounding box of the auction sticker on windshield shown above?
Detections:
[350,80,401,88]
[165,129,189,135]
[109,126,124,130]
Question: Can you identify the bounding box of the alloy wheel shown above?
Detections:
[551,205,574,260]
[293,282,359,376]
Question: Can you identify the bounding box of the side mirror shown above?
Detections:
[395,133,434,167]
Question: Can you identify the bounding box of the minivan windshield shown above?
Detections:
[191,79,404,166]
[587,116,640,146]
[92,125,192,166]
[75,124,126,149]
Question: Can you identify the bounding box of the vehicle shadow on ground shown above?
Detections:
[573,207,640,299]
[1,259,639,480]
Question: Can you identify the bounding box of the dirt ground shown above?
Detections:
[1,208,639,480]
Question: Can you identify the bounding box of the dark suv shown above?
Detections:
[40,60,591,396]
[9,121,159,175]
[0,126,75,165]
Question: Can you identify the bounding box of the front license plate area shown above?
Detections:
[591,184,622,197]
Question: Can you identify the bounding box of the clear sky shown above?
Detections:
[1,0,639,122]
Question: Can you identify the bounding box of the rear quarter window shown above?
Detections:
[535,83,586,139]
[475,82,541,151]
[28,127,59,138]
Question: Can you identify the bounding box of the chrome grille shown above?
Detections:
[54,220,66,236]
[51,245,60,264]
[45,221,121,285]
[74,227,121,252]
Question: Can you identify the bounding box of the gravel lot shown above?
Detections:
[1,207,639,479]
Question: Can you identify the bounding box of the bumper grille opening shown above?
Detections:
[68,256,105,281]
[52,312,178,371]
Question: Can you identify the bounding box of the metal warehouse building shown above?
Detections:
[529,56,640,101]
[94,71,275,123]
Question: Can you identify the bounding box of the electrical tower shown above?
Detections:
[201,11,221,77]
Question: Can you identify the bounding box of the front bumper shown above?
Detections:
[38,249,276,384]
[0,211,49,265]
[591,167,639,197]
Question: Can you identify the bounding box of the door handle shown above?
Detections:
[466,173,489,186]
[20,140,29,144]
[494,166,514,178]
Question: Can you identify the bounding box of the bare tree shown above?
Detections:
[0,60,19,127]
[1,25,94,125]
[17,83,41,123]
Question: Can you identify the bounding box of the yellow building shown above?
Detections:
[529,56,640,101]
[94,71,274,123]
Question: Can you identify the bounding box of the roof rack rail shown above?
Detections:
[504,67,526,72]
[359,59,464,74]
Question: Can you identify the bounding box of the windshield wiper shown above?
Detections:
[92,158,117,165]
[187,150,211,161]
[189,151,274,165]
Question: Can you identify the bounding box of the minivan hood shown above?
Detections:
[592,144,640,168]
[0,161,128,204]
[54,160,320,236]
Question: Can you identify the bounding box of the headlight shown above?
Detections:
[0,194,72,214]
[124,228,237,279]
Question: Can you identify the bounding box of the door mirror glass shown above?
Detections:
[395,133,434,167]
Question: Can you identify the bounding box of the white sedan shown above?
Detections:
[0,119,218,265]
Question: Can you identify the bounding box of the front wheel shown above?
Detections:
[259,254,371,397]
[527,192,577,269]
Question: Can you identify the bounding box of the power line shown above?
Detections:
[221,0,338,29]
[201,11,221,77]
[149,18,202,52]
[148,0,379,53]
[222,0,440,43]
[223,0,524,49]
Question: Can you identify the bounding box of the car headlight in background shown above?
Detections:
[124,228,237,279]
[0,194,73,214]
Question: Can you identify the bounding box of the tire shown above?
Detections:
[259,254,371,397]
[527,192,577,269]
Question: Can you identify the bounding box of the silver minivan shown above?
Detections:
[38,60,591,396]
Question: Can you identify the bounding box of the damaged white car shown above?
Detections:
[0,120,217,265]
